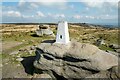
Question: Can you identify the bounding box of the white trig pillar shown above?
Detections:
[56,21,70,44]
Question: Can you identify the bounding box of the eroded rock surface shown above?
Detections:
[34,40,119,79]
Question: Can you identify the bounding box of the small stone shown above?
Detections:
[10,51,19,55]
[0,64,3,67]
[22,40,25,42]
[106,50,118,56]
[16,64,20,66]
[115,49,120,53]
[30,46,36,50]
[109,44,120,49]
[33,73,51,78]
[16,58,24,61]
[5,63,8,65]
[16,55,20,58]
[29,50,33,54]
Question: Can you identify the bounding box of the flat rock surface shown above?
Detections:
[34,40,119,79]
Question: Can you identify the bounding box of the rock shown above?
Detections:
[36,25,55,37]
[96,38,105,46]
[0,64,3,67]
[30,46,36,50]
[109,44,120,49]
[5,63,8,65]
[22,40,25,42]
[29,50,33,54]
[106,50,119,56]
[33,73,52,78]
[10,51,19,55]
[16,58,24,62]
[16,64,20,67]
[115,49,120,53]
[33,40,118,79]
[16,55,20,58]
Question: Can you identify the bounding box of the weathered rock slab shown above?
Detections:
[34,40,119,79]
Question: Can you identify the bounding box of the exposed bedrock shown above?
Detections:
[34,40,119,79]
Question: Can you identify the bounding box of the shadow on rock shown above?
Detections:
[21,56,36,75]
[42,40,55,43]
[31,33,39,37]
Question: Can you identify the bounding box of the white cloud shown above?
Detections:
[17,0,67,10]
[22,15,34,18]
[19,0,67,6]
[37,1,67,10]
[47,13,52,16]
[73,14,118,20]
[73,15,95,20]
[6,11,21,17]
[81,0,119,2]
[18,0,26,6]
[54,14,65,18]
[37,11,45,17]
[84,2,103,8]
[82,0,118,8]
[30,3,39,8]
[85,16,95,19]
[82,14,117,20]
[73,15,81,19]
[99,14,118,19]
[47,13,65,18]
[24,0,67,2]
[47,13,65,19]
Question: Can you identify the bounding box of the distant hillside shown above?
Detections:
[1,23,118,29]
[2,23,57,25]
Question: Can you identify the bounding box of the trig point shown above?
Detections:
[56,21,70,44]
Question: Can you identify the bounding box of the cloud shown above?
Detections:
[47,13,65,19]
[85,16,95,19]
[38,0,66,6]
[73,15,81,19]
[18,0,67,6]
[22,15,34,18]
[99,14,117,19]
[54,14,65,18]
[5,11,21,17]
[81,0,119,3]
[3,10,35,19]
[17,0,67,11]
[73,15,96,20]
[30,3,39,8]
[23,0,67,2]
[73,14,117,20]
[18,0,26,6]
[82,0,118,8]
[36,11,45,17]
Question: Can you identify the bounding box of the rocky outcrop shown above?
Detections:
[36,25,55,37]
[33,40,119,79]
[109,44,120,53]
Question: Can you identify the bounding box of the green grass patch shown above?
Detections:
[95,33,118,44]
[2,31,54,54]
[0,54,2,61]
[99,45,114,51]
[2,43,30,54]
[2,53,9,58]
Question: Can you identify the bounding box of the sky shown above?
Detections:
[1,0,119,25]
